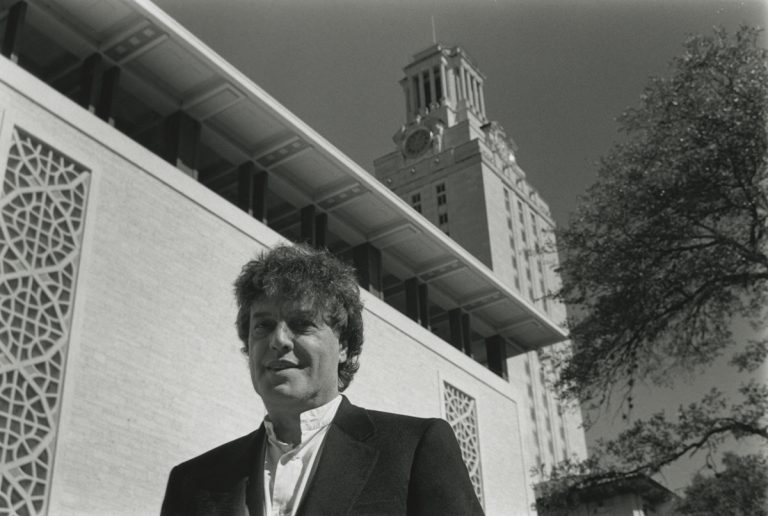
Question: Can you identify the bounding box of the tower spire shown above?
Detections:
[431,15,437,44]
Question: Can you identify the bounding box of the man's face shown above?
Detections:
[247,296,347,413]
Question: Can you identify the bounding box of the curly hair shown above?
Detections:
[233,243,364,391]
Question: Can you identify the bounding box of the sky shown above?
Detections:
[152,0,767,494]
[153,0,766,228]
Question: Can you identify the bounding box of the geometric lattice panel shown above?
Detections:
[0,127,90,515]
[443,381,484,507]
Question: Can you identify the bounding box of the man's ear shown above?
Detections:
[338,342,348,363]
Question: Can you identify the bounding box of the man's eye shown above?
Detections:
[251,321,274,334]
[290,320,315,333]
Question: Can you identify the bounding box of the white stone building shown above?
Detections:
[0,1,586,514]
[374,43,586,478]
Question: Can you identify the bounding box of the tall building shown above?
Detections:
[374,44,586,475]
[0,1,583,514]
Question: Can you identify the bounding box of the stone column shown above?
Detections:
[448,308,473,357]
[417,72,426,113]
[411,75,420,114]
[96,66,121,125]
[440,62,449,103]
[478,79,486,116]
[428,67,436,108]
[300,205,327,248]
[237,163,268,222]
[485,335,508,379]
[78,53,102,113]
[405,278,429,329]
[162,111,200,178]
[353,243,382,297]
[1,1,27,63]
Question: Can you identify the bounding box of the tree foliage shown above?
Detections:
[547,25,768,485]
[676,453,768,515]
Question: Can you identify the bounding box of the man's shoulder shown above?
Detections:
[171,428,261,477]
[353,404,452,441]
[364,407,439,427]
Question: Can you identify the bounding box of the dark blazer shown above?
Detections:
[161,397,484,515]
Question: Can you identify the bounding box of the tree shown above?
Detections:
[547,25,768,484]
[676,453,768,515]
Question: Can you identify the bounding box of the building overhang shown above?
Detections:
[5,0,568,349]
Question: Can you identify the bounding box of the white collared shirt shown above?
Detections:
[262,395,342,516]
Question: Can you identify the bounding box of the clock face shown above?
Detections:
[403,127,432,157]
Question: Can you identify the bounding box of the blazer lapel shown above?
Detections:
[296,398,378,516]
[246,425,267,516]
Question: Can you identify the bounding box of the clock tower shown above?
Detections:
[373,44,587,475]
[374,43,536,287]
[385,44,491,162]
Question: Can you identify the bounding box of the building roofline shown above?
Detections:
[8,0,569,349]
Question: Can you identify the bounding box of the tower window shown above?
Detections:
[436,183,447,205]
[423,70,432,107]
[509,236,515,249]
[411,193,422,213]
[434,66,442,102]
[506,217,512,230]
[438,213,449,225]
[412,76,420,111]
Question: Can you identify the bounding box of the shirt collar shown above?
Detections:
[264,395,342,447]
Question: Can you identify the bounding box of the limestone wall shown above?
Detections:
[1,60,533,515]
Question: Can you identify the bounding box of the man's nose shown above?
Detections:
[269,321,293,350]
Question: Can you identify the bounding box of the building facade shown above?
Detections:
[374,44,586,477]
[0,1,584,514]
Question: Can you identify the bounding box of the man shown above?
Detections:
[161,244,484,516]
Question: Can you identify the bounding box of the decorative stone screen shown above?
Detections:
[443,381,484,506]
[0,128,90,514]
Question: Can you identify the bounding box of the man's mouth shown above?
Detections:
[266,360,300,371]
